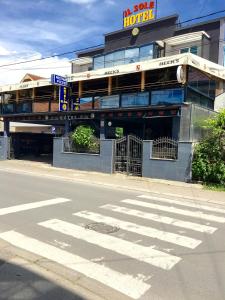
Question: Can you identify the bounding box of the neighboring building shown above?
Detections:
[0,14,225,180]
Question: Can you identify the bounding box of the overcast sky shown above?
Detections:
[0,0,224,85]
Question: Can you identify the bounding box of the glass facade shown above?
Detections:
[93,43,155,70]
[94,95,120,109]
[151,88,184,105]
[121,92,149,107]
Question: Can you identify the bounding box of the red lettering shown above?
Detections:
[139,3,144,10]
[134,5,138,12]
[150,1,155,8]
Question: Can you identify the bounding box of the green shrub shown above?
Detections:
[71,125,99,153]
[192,109,225,185]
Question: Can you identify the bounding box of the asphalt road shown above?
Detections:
[0,170,225,300]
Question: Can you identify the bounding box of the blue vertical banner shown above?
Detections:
[72,96,80,111]
[59,86,69,112]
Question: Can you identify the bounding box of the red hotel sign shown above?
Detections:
[123,1,156,28]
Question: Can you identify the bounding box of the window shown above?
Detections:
[180,46,198,55]
[105,53,114,68]
[93,44,155,70]
[151,89,184,105]
[95,95,120,109]
[79,97,93,110]
[180,48,189,54]
[93,55,104,69]
[113,50,125,66]
[124,48,139,64]
[121,92,149,107]
[140,44,154,61]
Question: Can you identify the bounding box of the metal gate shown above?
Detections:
[114,135,143,176]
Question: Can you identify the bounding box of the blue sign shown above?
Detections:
[59,86,69,112]
[51,74,68,87]
[72,96,80,111]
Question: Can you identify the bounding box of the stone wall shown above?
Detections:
[53,138,114,174]
[0,137,8,160]
[142,141,193,182]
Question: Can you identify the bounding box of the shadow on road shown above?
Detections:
[0,258,86,300]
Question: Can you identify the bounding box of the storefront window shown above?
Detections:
[121,92,149,107]
[151,88,184,105]
[140,44,154,61]
[95,95,120,109]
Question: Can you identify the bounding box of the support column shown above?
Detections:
[141,71,145,92]
[64,119,70,137]
[3,119,10,137]
[100,119,105,140]
[108,77,112,96]
[78,81,83,98]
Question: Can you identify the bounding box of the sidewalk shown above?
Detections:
[0,159,225,205]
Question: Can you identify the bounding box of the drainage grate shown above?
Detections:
[85,222,120,234]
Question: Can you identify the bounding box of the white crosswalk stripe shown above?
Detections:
[0,198,71,216]
[73,211,202,249]
[0,230,150,299]
[138,195,225,214]
[39,219,181,270]
[122,199,225,223]
[101,204,217,234]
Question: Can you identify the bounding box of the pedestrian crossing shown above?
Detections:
[0,193,224,299]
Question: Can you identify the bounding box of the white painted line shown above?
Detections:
[141,191,209,202]
[0,231,150,299]
[39,219,181,270]
[74,211,202,249]
[122,199,225,223]
[138,195,225,215]
[0,198,71,216]
[101,204,217,234]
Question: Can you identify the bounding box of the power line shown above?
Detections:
[177,9,225,25]
[0,43,104,69]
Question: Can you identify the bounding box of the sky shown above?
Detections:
[0,0,224,85]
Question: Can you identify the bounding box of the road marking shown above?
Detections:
[122,199,225,223]
[0,198,71,216]
[39,219,181,270]
[101,204,217,234]
[138,195,225,214]
[0,231,150,299]
[74,211,201,249]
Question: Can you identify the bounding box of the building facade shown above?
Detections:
[0,14,225,181]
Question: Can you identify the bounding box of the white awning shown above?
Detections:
[163,31,210,46]
[0,52,225,93]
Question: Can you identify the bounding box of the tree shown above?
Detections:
[192,109,225,185]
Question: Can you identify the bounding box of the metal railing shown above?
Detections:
[152,137,178,160]
[63,137,100,154]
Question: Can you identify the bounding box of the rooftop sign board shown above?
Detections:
[123,1,156,28]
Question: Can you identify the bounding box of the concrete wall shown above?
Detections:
[0,137,8,160]
[53,138,114,174]
[142,141,193,182]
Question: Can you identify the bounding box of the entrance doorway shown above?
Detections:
[114,135,143,176]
